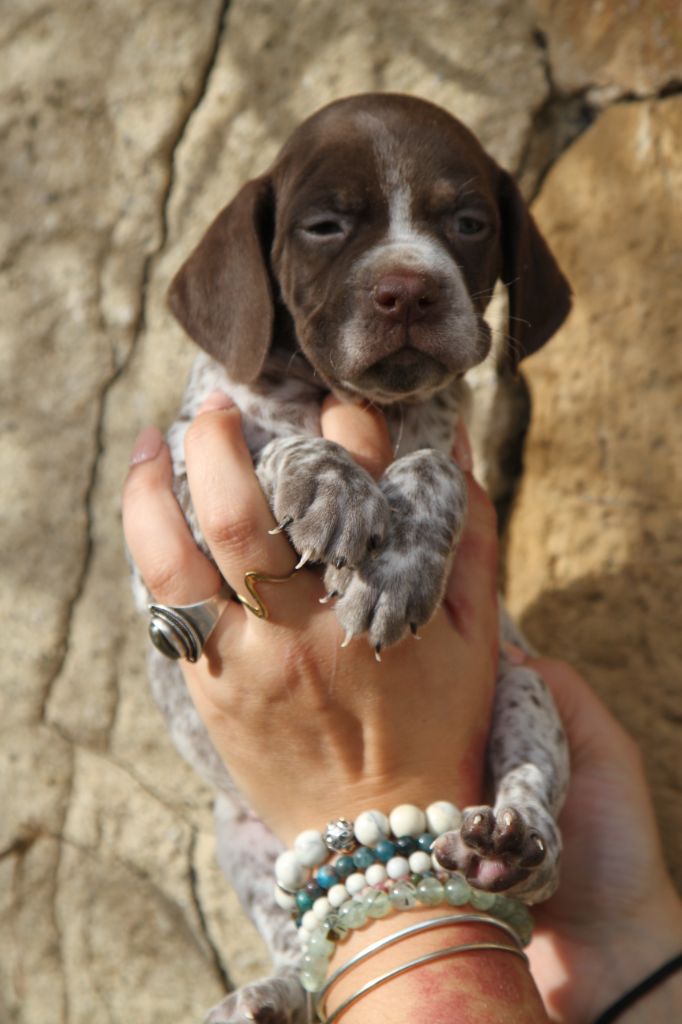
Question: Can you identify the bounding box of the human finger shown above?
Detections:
[184,395,315,623]
[123,426,221,605]
[444,470,499,646]
[320,396,393,479]
[452,418,473,472]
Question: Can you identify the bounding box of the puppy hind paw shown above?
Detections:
[204,972,307,1024]
[432,805,551,897]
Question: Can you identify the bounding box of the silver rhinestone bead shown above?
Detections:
[324,817,356,852]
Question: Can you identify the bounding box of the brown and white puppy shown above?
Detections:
[140,94,571,1023]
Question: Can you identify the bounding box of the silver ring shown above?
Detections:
[148,587,230,662]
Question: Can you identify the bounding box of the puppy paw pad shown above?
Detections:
[433,805,550,895]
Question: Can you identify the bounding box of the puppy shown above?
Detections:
[140,94,571,1023]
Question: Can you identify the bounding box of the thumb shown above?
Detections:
[320,397,393,480]
[444,424,499,645]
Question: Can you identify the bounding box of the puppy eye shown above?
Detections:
[300,217,348,240]
[454,214,488,239]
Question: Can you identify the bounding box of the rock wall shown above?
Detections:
[1,1,679,1021]
[506,95,682,880]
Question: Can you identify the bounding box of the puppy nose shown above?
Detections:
[372,273,439,323]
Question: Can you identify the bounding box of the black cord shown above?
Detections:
[593,951,682,1024]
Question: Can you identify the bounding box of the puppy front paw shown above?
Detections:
[326,540,451,652]
[205,970,307,1024]
[257,437,389,570]
[432,805,559,902]
[323,448,468,652]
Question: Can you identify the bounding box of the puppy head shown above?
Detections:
[169,94,571,402]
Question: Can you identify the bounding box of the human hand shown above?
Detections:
[510,652,682,1022]
[123,402,555,1024]
[123,393,500,844]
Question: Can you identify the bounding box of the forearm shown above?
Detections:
[322,904,549,1023]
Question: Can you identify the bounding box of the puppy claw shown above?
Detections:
[268,517,293,536]
[374,643,382,662]
[294,550,313,570]
[521,834,546,868]
[340,629,353,649]
[319,591,338,605]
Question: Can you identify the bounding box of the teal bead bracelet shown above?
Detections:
[274,801,459,913]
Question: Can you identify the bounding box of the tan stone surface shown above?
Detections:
[0,1,551,1020]
[2,0,681,1021]
[0,0,247,1019]
[530,0,682,95]
[506,98,682,884]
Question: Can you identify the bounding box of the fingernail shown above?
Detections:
[199,391,235,413]
[453,422,473,472]
[504,643,527,665]
[129,426,163,466]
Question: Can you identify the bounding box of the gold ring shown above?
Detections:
[236,568,298,620]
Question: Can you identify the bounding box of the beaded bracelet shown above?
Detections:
[274,802,461,915]
[272,802,533,995]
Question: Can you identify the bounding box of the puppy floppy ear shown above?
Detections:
[498,169,572,364]
[168,176,274,382]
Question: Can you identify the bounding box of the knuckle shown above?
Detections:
[143,544,198,602]
[201,500,255,559]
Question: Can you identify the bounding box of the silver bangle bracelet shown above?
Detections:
[315,912,525,1021]
[321,941,528,1023]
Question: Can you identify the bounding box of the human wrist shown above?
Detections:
[322,906,547,1023]
[274,800,542,1020]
